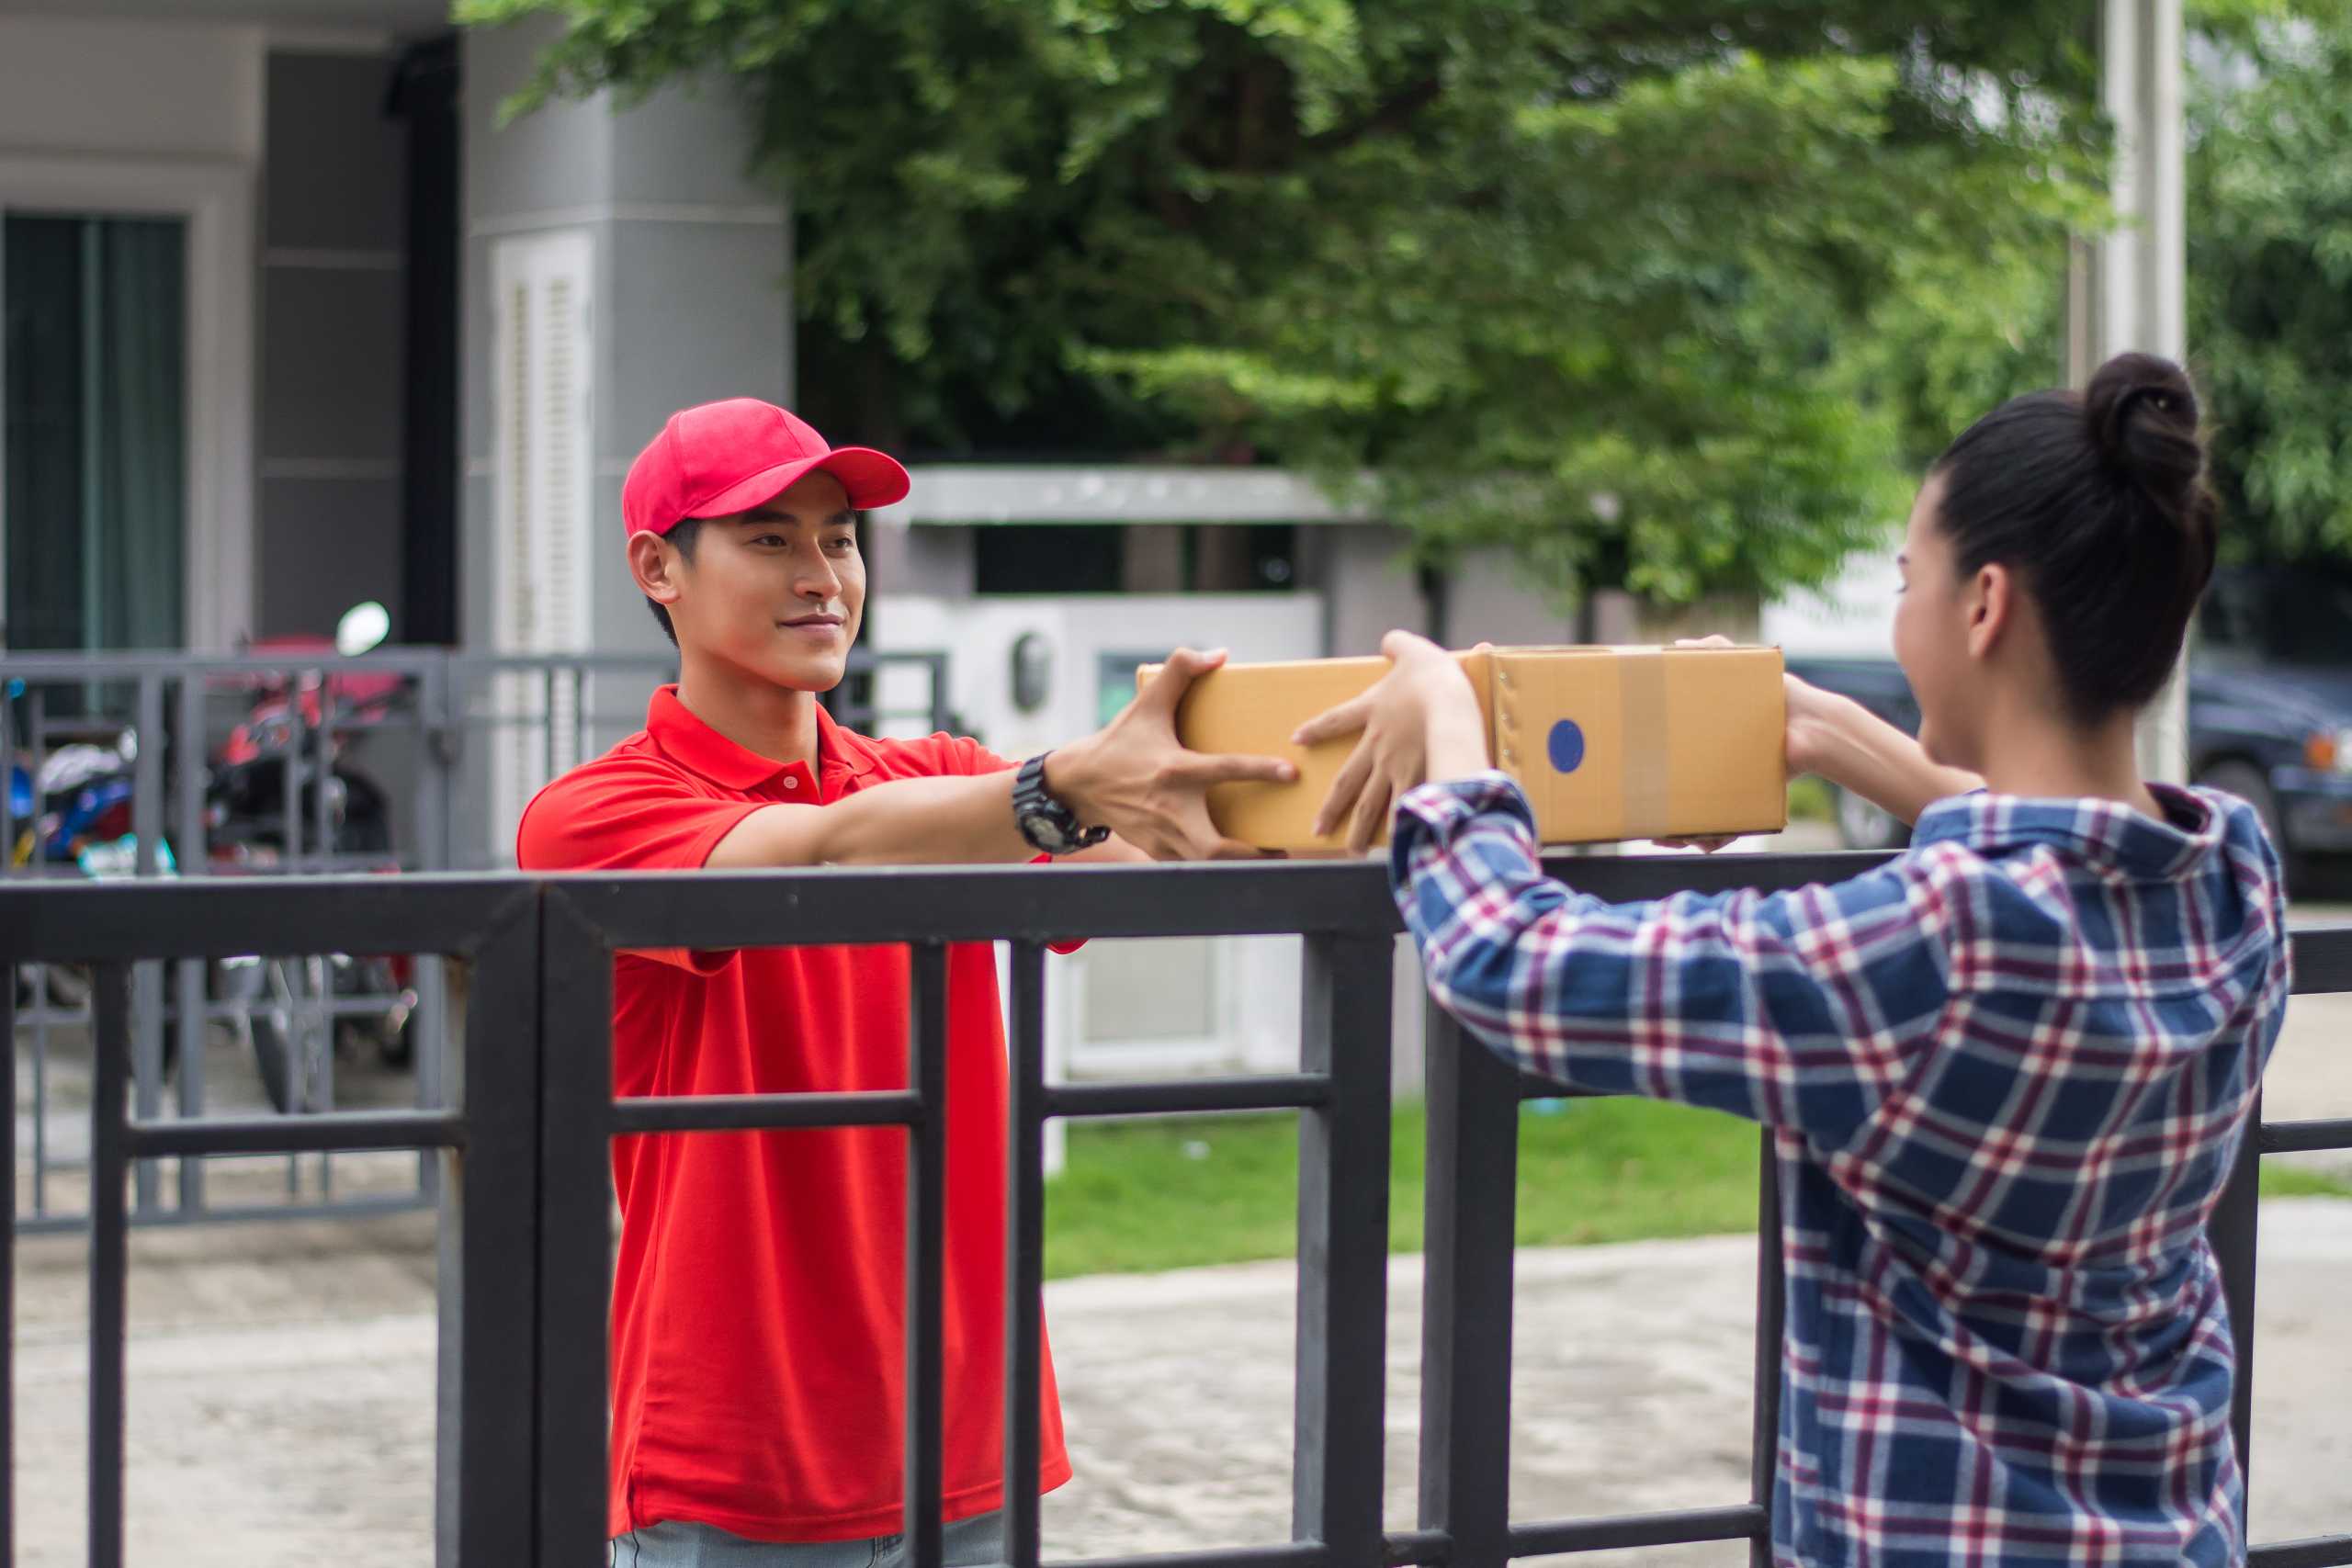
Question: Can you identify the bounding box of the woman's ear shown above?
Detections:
[1964,560,2012,661]
[629,532,683,609]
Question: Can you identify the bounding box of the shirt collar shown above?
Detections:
[645,684,878,792]
[1910,783,2222,880]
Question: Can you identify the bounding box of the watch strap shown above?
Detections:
[1013,752,1108,855]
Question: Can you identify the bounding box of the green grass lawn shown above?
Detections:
[1043,1099,2352,1280]
[1045,1097,1760,1280]
[2264,1161,2352,1200]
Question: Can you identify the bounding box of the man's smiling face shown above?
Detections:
[663,469,865,692]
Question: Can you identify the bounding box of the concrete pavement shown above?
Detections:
[11,1200,2350,1565]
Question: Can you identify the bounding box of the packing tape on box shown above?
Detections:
[1619,647,1671,841]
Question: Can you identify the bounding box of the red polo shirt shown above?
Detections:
[516,686,1071,1543]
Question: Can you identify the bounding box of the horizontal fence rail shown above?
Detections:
[1,859,2346,1568]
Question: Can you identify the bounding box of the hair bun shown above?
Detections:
[2085,351,2202,500]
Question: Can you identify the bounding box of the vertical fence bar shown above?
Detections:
[1001,941,1048,1568]
[319,956,337,1199]
[1418,1000,1520,1568]
[129,960,164,1213]
[906,942,950,1568]
[541,668,557,785]
[173,671,208,1213]
[89,964,132,1568]
[415,954,447,1201]
[131,676,162,877]
[130,677,165,1213]
[1294,934,1393,1564]
[0,680,15,872]
[415,659,450,873]
[285,992,303,1188]
[26,689,45,813]
[571,666,586,773]
[312,675,335,873]
[439,895,542,1568]
[533,892,613,1568]
[28,960,47,1217]
[1,966,14,1564]
[933,654,952,735]
[1748,1131,1787,1566]
[2211,1097,2263,1500]
[282,668,306,869]
[413,661,450,1201]
[21,689,44,1218]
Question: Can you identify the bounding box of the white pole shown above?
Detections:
[2093,0,2191,784]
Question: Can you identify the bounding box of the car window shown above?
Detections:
[2261,577,2352,663]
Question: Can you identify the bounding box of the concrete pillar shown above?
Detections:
[2079,0,2189,783]
[458,17,793,663]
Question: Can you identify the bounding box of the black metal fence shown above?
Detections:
[3,645,956,1236]
[4,853,2348,1567]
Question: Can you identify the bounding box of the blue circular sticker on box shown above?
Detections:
[1547,719,1586,774]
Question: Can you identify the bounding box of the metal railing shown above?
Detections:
[0,645,956,877]
[2,646,955,1235]
[3,855,2347,1568]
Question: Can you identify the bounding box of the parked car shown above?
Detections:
[1786,565,2352,884]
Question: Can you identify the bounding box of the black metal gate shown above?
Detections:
[6,852,2349,1566]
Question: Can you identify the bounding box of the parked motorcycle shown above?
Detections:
[8,728,144,872]
[204,602,418,1111]
[7,722,158,1018]
[7,604,418,1114]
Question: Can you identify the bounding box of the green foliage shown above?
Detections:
[2188,5,2352,565]
[1786,774,1836,823]
[461,0,2108,605]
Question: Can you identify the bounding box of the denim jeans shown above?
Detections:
[610,1510,1005,1568]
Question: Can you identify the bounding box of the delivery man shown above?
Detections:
[517,397,1293,1566]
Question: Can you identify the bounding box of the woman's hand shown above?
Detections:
[1292,631,1491,854]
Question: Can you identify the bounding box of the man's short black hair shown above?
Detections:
[645,517,706,647]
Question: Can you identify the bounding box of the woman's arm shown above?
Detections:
[1790,682,1984,826]
[1391,775,1962,1140]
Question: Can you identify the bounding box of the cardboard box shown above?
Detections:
[1137,645,1788,852]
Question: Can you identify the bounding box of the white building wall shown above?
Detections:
[0,15,264,161]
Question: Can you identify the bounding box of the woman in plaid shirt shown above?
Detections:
[1300,352,2291,1566]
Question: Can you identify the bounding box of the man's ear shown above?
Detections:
[629,532,684,610]
[1964,561,2012,661]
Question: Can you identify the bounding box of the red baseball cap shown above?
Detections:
[622,399,910,538]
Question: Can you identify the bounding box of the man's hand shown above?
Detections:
[1045,648,1298,861]
[1292,631,1490,854]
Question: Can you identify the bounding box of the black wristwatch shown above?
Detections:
[1013,752,1109,856]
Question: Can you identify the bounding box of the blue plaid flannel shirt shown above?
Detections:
[1392,773,2291,1567]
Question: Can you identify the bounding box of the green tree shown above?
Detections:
[465,0,2103,610]
[2189,5,2352,565]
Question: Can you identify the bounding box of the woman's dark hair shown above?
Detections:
[1929,351,2218,724]
[644,517,705,648]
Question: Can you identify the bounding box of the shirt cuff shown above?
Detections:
[1390,772,1538,875]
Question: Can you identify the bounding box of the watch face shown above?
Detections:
[1019,811,1068,852]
